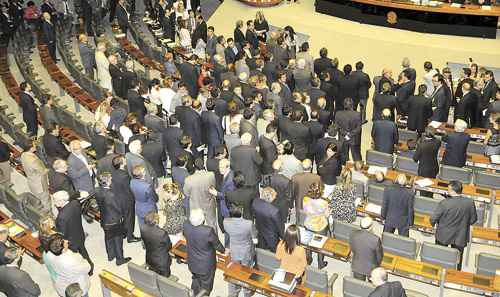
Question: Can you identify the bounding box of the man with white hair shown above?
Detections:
[371,108,399,154]
[441,119,471,168]
[67,140,95,194]
[183,208,225,296]
[54,190,94,275]
[41,12,57,61]
[230,132,263,187]
[349,217,383,281]
[368,267,407,297]
[293,58,312,91]
[126,139,156,186]
[224,122,242,156]
[381,174,414,237]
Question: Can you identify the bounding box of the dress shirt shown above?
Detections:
[45,250,91,296]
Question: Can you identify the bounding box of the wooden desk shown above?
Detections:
[302,236,351,261]
[445,269,499,295]
[99,270,155,297]
[392,256,443,285]
[471,226,500,247]
[0,209,42,262]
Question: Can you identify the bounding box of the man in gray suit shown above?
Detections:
[67,140,95,194]
[349,217,383,281]
[184,158,217,233]
[78,34,95,78]
[224,207,256,297]
[125,140,157,187]
[431,180,477,270]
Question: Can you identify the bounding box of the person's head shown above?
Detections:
[229,206,243,218]
[69,140,82,155]
[462,81,471,94]
[343,97,354,111]
[319,47,328,58]
[325,142,337,159]
[448,180,463,196]
[39,216,55,235]
[48,233,68,256]
[355,61,364,71]
[343,64,352,76]
[484,70,494,82]
[382,68,392,79]
[400,69,410,83]
[0,224,7,242]
[433,73,444,87]
[108,54,117,65]
[217,158,230,176]
[375,171,385,183]
[417,84,427,96]
[43,11,50,21]
[423,61,433,72]
[53,191,70,208]
[132,165,146,179]
[297,58,306,70]
[360,216,373,231]
[261,187,277,203]
[395,173,407,187]
[53,159,68,173]
[442,67,451,79]
[229,122,240,136]
[381,81,391,94]
[189,208,205,226]
[340,167,352,187]
[302,159,312,172]
[144,211,159,226]
[20,81,31,92]
[265,123,277,139]
[236,19,243,29]
[255,10,265,22]
[182,95,193,106]
[129,139,142,155]
[65,283,84,297]
[246,20,254,30]
[3,247,20,265]
[78,34,88,43]
[381,108,392,121]
[241,133,252,146]
[283,224,300,254]
[401,57,411,68]
[370,267,388,287]
[454,119,467,133]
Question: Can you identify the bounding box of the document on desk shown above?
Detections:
[415,178,435,188]
[365,203,382,215]
[481,5,492,10]
[367,166,387,175]
[450,3,461,7]
[428,121,442,129]
[309,234,328,249]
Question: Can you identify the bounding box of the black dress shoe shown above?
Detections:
[127,237,141,243]
[116,257,132,266]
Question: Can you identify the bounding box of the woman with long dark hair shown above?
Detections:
[275,224,307,279]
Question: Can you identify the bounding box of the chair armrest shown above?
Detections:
[194,289,207,297]
[328,273,338,295]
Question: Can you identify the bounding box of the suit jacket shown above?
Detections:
[142,140,167,178]
[313,57,333,77]
[287,121,312,161]
[224,217,255,264]
[21,152,49,195]
[122,70,137,95]
[368,281,407,297]
[97,153,118,175]
[442,132,470,168]
[224,46,238,66]
[162,126,183,162]
[111,169,134,211]
[67,153,94,193]
[95,187,123,228]
[259,136,277,175]
[140,223,172,276]
[179,108,202,148]
[201,110,223,146]
[43,134,70,160]
[407,95,432,133]
[48,170,77,197]
[262,173,292,223]
[292,172,322,212]
[455,91,478,125]
[127,89,147,123]
[183,221,224,274]
[184,170,217,230]
[479,79,498,111]
[19,91,37,122]
[245,30,259,49]
[0,266,41,297]
[394,80,415,115]
[252,198,284,252]
[372,93,396,121]
[130,178,158,224]
[191,21,207,48]
[79,42,95,70]
[91,134,108,160]
[430,85,451,122]
[317,155,341,185]
[381,184,414,229]
[41,20,56,45]
[372,120,399,154]
[109,63,124,97]
[293,68,312,91]
[349,229,383,276]
[431,195,477,247]
[413,138,441,178]
[56,200,86,250]
[234,28,245,46]
[226,186,258,220]
[178,62,199,97]
[351,70,371,101]
[335,110,362,145]
[230,145,263,186]
[171,166,189,192]
[125,152,156,185]
[338,74,359,105]
[115,3,129,28]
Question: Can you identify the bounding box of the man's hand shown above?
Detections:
[208,186,218,196]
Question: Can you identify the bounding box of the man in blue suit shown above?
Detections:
[130,165,158,226]
[201,99,224,159]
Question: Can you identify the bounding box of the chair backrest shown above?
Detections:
[474,171,500,190]
[332,220,361,243]
[398,129,418,142]
[128,262,160,296]
[366,150,393,168]
[467,141,484,155]
[414,196,440,216]
[255,248,280,275]
[476,253,500,277]
[438,165,472,184]
[352,181,365,199]
[342,276,375,297]
[474,203,485,227]
[157,274,191,297]
[304,266,329,293]
[382,232,417,259]
[395,155,418,175]
[420,242,459,270]
[367,184,385,206]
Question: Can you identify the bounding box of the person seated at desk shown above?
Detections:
[368,267,407,297]
[275,224,307,282]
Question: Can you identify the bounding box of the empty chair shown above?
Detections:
[438,165,472,184]
[157,274,203,297]
[420,242,459,270]
[367,184,385,206]
[395,155,418,175]
[398,129,418,142]
[255,248,280,275]
[476,253,500,277]
[382,232,417,259]
[128,262,160,296]
[474,171,500,189]
[366,150,393,168]
[342,276,375,297]
[414,196,440,216]
[304,266,338,295]
[332,220,360,242]
[467,141,484,155]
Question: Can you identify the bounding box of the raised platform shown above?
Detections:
[315,0,500,38]
[238,0,283,7]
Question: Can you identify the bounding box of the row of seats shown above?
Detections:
[129,16,167,69]
[343,276,427,297]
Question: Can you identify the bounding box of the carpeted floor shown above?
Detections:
[201,0,224,20]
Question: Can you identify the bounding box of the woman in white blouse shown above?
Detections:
[95,42,112,91]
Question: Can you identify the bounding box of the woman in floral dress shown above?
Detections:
[158,182,186,235]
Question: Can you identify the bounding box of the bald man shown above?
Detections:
[368,267,407,297]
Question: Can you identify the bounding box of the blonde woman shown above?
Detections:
[95,42,112,91]
[159,182,186,235]
[328,168,357,223]
[94,91,113,127]
[39,216,58,253]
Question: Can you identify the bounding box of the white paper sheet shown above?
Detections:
[415,178,435,188]
[367,166,388,175]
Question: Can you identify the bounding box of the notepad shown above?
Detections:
[367,166,387,175]
[415,178,434,188]
[365,203,382,215]
[309,234,327,249]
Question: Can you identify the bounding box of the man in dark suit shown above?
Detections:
[441,119,470,168]
[41,12,57,62]
[252,187,285,252]
[78,34,96,77]
[127,82,147,124]
[42,124,70,163]
[454,82,478,126]
[381,174,414,237]
[313,47,333,77]
[394,69,415,117]
[413,130,441,178]
[19,82,38,137]
[49,159,78,197]
[178,56,199,98]
[226,172,258,221]
[239,109,258,147]
[371,109,399,154]
[162,115,183,164]
[335,98,362,164]
[54,191,94,274]
[286,110,312,161]
[259,123,278,175]
[430,74,451,122]
[291,159,322,221]
[338,64,360,110]
[115,0,129,35]
[351,61,371,120]
[201,99,224,158]
[368,267,407,297]
[230,133,263,187]
[109,55,125,98]
[349,217,383,281]
[372,81,397,121]
[431,181,477,270]
[478,70,498,127]
[180,100,203,158]
[224,38,239,66]
[183,209,225,296]
[140,211,172,277]
[92,126,111,161]
[142,134,167,178]
[0,247,41,297]
[261,160,292,223]
[191,14,207,48]
[245,20,259,50]
[407,85,433,135]
[306,111,325,161]
[208,158,234,239]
